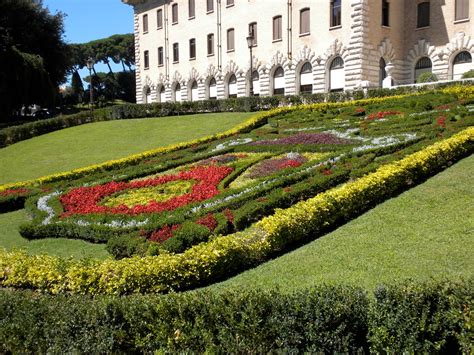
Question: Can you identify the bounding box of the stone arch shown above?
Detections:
[142,76,155,104]
[444,32,474,80]
[406,39,440,82]
[378,37,396,64]
[245,56,264,96]
[321,39,348,92]
[293,46,318,94]
[268,51,290,96]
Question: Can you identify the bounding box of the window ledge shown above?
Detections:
[329,25,342,30]
[172,21,178,25]
[226,4,234,8]
[226,49,235,53]
[381,25,391,29]
[158,64,164,67]
[144,67,150,70]
[143,31,148,34]
[172,61,179,64]
[157,26,163,30]
[188,16,195,20]
[206,10,214,14]
[189,57,196,61]
[416,25,430,30]
[454,18,470,24]
[299,32,310,37]
[272,38,283,43]
[207,53,215,57]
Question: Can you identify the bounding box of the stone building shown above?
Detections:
[122,0,473,103]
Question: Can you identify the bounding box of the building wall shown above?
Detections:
[123,0,474,103]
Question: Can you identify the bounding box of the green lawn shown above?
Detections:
[0,112,253,184]
[212,154,474,292]
[0,210,109,259]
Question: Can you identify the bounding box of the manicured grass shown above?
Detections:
[212,154,474,292]
[0,210,110,260]
[0,112,253,184]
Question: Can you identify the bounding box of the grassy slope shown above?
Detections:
[0,112,253,184]
[0,210,110,259]
[212,154,474,292]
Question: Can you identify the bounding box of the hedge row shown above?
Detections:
[0,127,472,295]
[0,280,472,353]
[3,81,472,149]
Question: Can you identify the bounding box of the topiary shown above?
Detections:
[416,72,439,83]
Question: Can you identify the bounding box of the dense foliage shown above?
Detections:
[0,0,69,118]
[0,280,471,353]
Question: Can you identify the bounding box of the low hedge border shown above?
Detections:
[0,280,471,353]
[0,126,472,295]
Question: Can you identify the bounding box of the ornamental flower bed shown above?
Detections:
[60,165,233,216]
[10,85,474,261]
[250,133,353,145]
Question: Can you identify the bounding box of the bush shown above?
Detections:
[0,280,471,353]
[162,222,211,253]
[416,72,439,83]
[462,70,474,79]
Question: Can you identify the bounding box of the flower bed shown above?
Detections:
[250,132,353,145]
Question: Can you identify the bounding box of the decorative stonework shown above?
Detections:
[445,32,474,58]
[171,71,183,85]
[378,38,396,63]
[270,51,288,69]
[224,60,241,77]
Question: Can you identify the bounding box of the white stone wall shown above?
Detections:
[124,0,473,103]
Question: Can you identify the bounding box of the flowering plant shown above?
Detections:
[60,165,233,216]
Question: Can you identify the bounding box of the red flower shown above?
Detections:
[436,115,446,129]
[0,188,30,197]
[196,213,218,231]
[223,208,234,225]
[60,165,233,216]
[149,224,180,243]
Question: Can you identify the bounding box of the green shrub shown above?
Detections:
[416,72,439,83]
[368,279,474,353]
[106,235,149,259]
[0,280,471,353]
[162,221,211,253]
[462,70,474,79]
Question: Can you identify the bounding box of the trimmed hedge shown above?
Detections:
[0,127,472,295]
[0,280,471,353]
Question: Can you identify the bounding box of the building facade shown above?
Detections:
[122,0,473,104]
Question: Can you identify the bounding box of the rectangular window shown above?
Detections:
[273,16,282,41]
[382,0,390,26]
[207,0,214,13]
[188,0,195,19]
[249,22,257,46]
[455,0,469,21]
[189,38,196,59]
[144,50,149,69]
[143,14,148,33]
[227,28,235,51]
[226,0,234,6]
[157,9,163,29]
[173,43,179,63]
[158,47,164,66]
[331,0,342,27]
[417,2,430,28]
[300,8,310,35]
[172,4,178,24]
[207,33,214,55]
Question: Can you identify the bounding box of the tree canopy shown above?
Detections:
[0,0,70,117]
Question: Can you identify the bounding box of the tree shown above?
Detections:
[0,0,70,118]
[70,71,84,104]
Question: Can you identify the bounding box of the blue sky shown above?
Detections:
[43,0,135,80]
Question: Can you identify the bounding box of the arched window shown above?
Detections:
[159,86,166,103]
[228,74,237,98]
[251,70,260,96]
[209,77,217,100]
[417,1,430,28]
[299,62,313,94]
[273,67,285,95]
[452,51,472,80]
[144,86,152,103]
[415,56,432,81]
[172,83,182,102]
[190,81,199,101]
[379,58,387,87]
[329,57,344,92]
